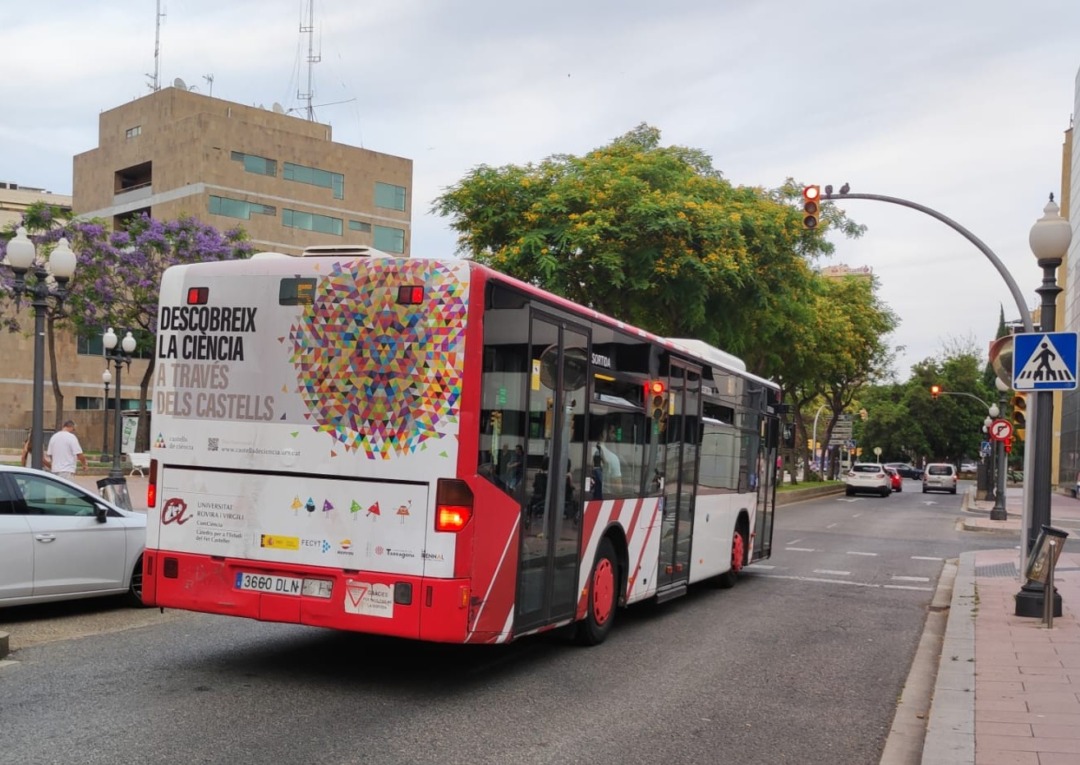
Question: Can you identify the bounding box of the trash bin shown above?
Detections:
[1025,525,1069,584]
[96,476,133,511]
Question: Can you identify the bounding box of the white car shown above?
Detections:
[923,463,958,494]
[844,463,891,497]
[0,465,146,608]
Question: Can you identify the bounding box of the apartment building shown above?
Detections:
[74,86,413,256]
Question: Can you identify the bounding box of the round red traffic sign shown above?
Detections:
[989,418,1013,441]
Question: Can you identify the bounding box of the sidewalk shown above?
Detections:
[921,488,1080,764]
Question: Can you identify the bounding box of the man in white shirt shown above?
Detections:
[46,420,88,480]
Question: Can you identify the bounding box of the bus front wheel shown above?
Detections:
[715,529,746,589]
[576,538,618,646]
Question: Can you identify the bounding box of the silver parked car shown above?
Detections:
[922,463,958,494]
[845,463,891,497]
[0,465,146,608]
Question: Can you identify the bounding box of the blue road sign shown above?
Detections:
[1013,331,1079,391]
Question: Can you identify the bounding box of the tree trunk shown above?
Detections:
[137,355,156,452]
[47,314,65,431]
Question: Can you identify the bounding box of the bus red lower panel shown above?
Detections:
[146,551,471,643]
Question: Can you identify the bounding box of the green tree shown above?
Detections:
[433,125,864,375]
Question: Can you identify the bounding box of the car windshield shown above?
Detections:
[928,466,953,475]
[852,465,880,473]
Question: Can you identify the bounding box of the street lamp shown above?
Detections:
[101,368,112,462]
[990,377,1010,521]
[2,227,76,470]
[1016,194,1072,618]
[103,327,137,483]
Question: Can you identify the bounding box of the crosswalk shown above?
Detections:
[746,543,944,592]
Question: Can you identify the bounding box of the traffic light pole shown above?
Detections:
[819,190,1037,582]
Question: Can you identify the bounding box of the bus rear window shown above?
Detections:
[279,278,316,305]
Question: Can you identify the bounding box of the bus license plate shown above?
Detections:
[235,572,303,596]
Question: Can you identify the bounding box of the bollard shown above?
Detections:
[1044,538,1058,628]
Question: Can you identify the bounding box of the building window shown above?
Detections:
[373,225,405,253]
[348,220,372,233]
[374,182,406,211]
[114,161,152,193]
[230,151,277,177]
[75,396,106,411]
[284,162,344,199]
[78,336,105,356]
[209,195,276,220]
[283,209,343,236]
[125,126,142,139]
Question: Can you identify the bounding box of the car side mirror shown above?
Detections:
[93,503,109,524]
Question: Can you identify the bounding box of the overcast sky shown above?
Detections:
[3,0,1079,380]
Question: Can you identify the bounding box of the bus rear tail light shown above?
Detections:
[435,478,473,532]
[187,287,209,305]
[147,458,158,508]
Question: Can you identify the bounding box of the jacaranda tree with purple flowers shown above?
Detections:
[66,213,254,449]
[2,204,252,446]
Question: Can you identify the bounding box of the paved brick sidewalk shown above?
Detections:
[922,488,1080,764]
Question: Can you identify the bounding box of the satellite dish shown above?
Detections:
[174,77,188,90]
[272,102,285,114]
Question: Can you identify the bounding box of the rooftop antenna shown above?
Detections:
[203,73,214,98]
[297,0,321,121]
[146,0,167,92]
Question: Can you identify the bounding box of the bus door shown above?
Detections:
[752,416,779,560]
[516,312,589,633]
[657,361,702,592]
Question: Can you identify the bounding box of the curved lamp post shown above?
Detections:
[103,327,137,481]
[3,228,76,470]
[1016,195,1072,618]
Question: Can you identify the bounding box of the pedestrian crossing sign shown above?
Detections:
[1012,331,1079,391]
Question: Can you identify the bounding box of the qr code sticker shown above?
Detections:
[208,438,219,451]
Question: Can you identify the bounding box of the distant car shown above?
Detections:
[883,466,903,492]
[0,465,146,608]
[960,461,978,473]
[845,463,891,497]
[922,463,958,494]
[884,462,922,479]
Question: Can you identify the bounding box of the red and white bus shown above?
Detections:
[143,245,781,645]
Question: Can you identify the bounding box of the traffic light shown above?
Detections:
[1011,393,1026,441]
[647,380,667,422]
[930,385,941,400]
[802,185,821,229]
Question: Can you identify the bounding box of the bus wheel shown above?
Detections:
[715,529,745,589]
[576,538,618,646]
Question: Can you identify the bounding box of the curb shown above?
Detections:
[919,552,975,765]
[0,631,8,660]
[776,485,846,506]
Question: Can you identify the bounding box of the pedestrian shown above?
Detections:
[46,420,88,480]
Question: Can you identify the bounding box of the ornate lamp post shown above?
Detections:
[103,327,137,481]
[2,227,76,470]
[1016,195,1072,618]
[101,368,112,462]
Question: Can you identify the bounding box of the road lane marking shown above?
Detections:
[852,513,862,518]
[814,569,851,576]
[891,575,930,582]
[751,564,775,570]
[787,539,803,545]
[847,551,878,556]
[748,573,931,592]
[911,556,943,561]
[826,523,838,528]
[785,547,815,552]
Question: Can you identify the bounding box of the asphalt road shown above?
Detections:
[0,479,1014,765]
